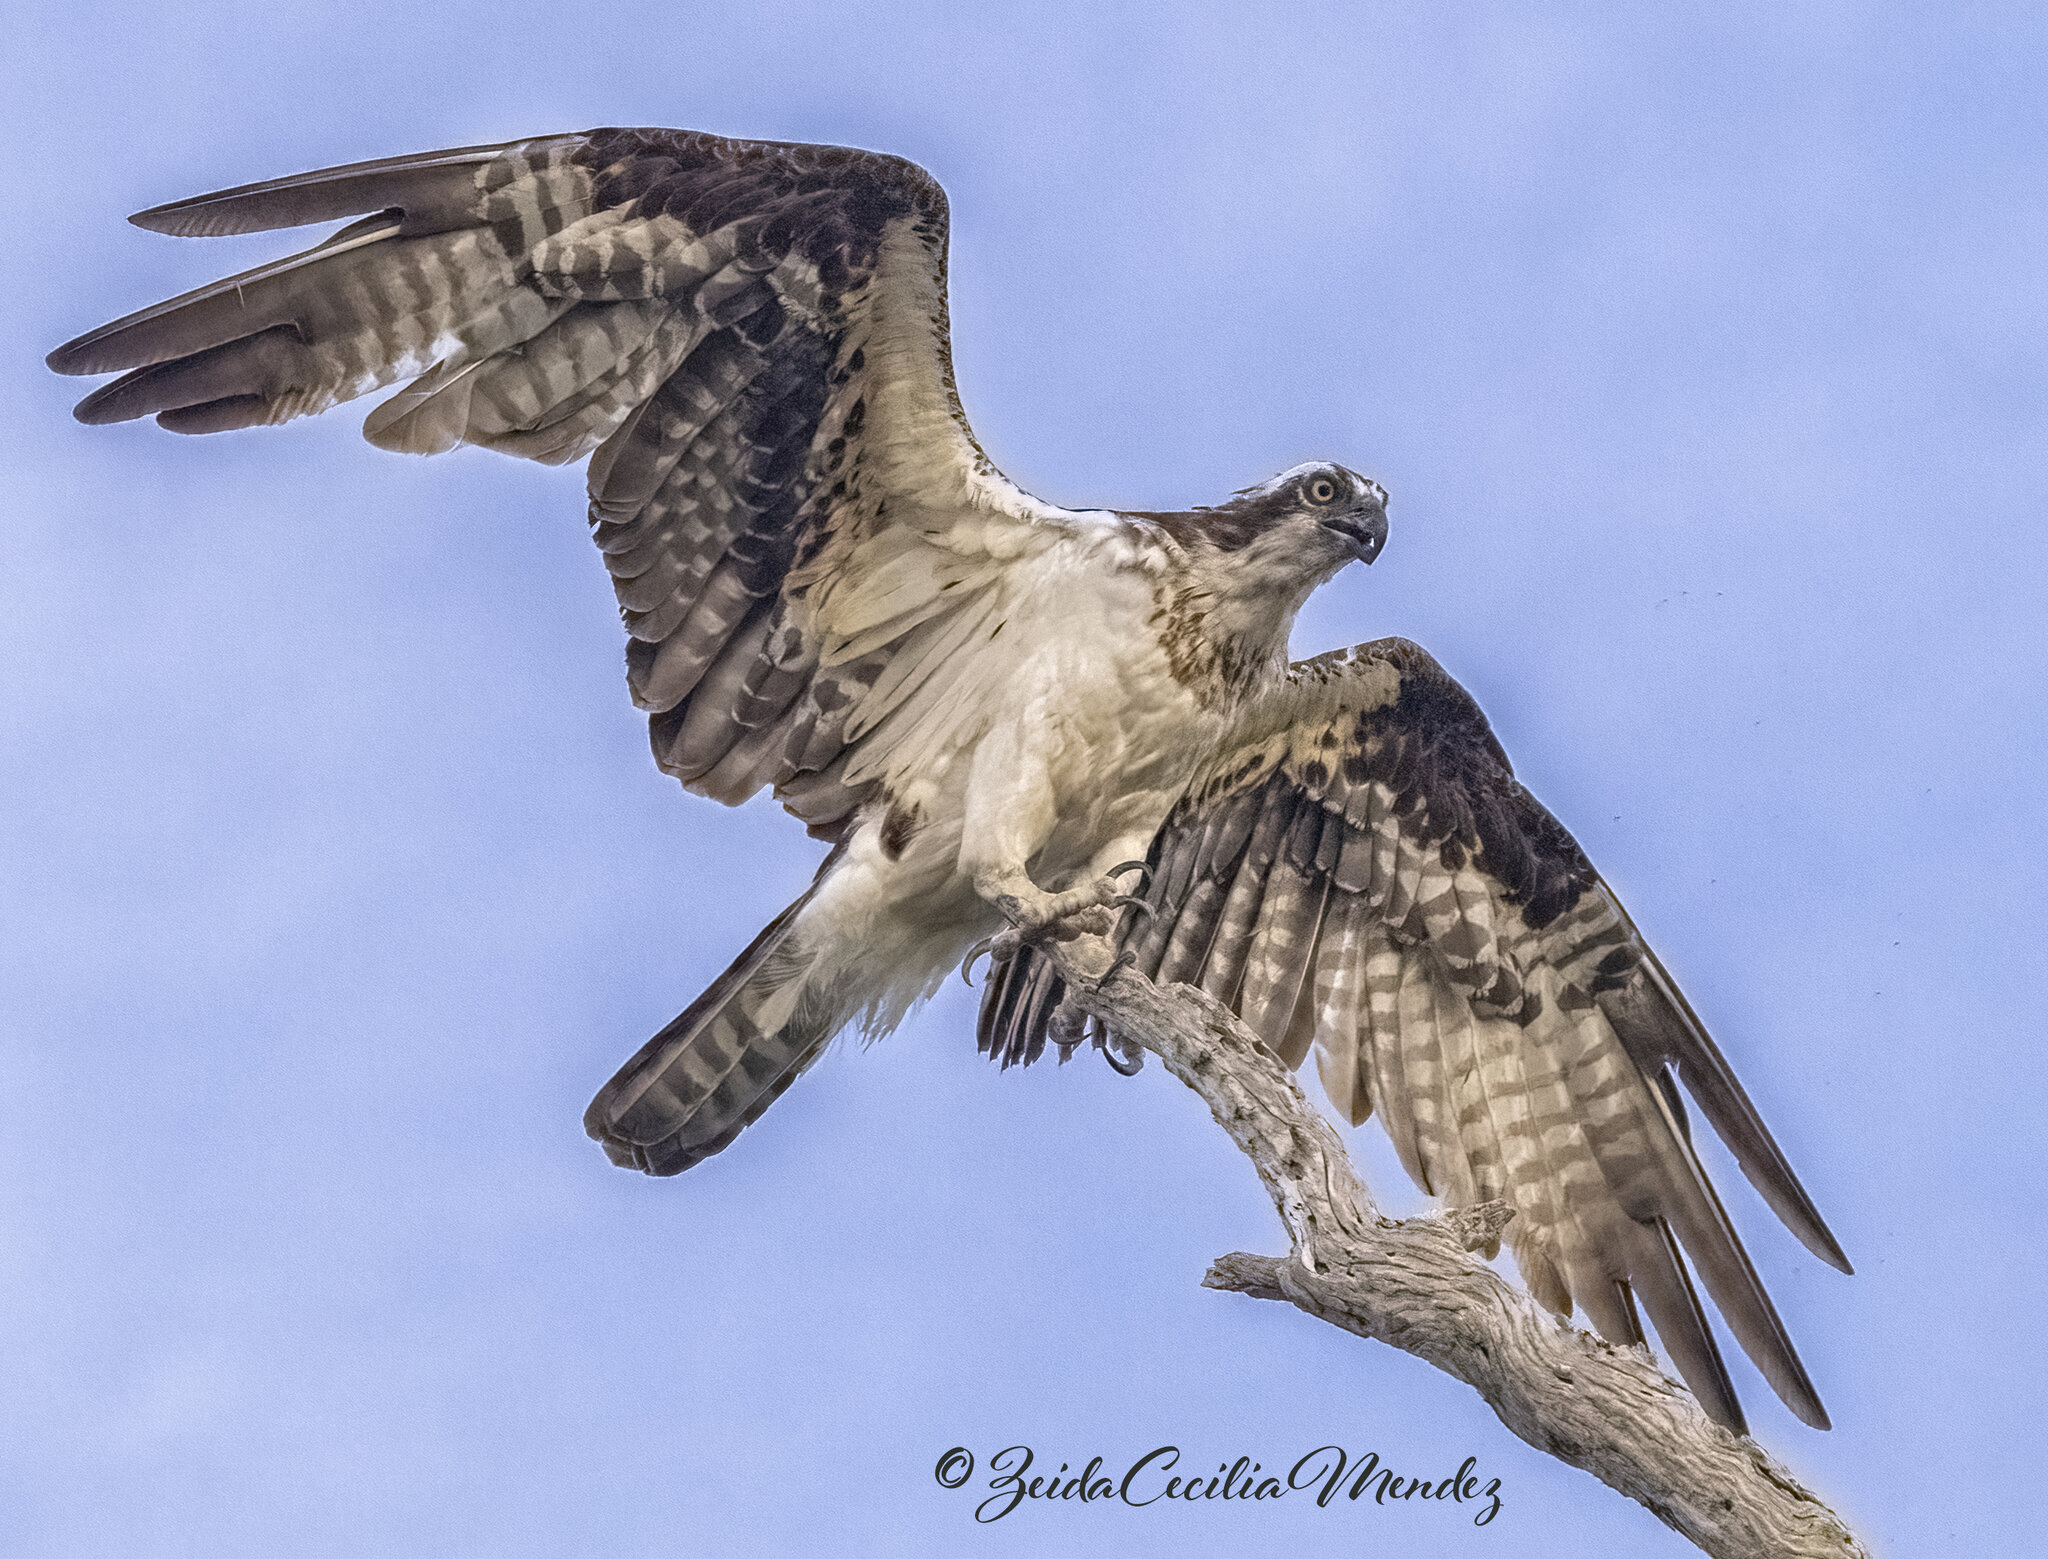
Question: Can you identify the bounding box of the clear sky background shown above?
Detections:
[5,3,2044,1555]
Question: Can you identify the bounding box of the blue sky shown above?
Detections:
[6,3,2044,1554]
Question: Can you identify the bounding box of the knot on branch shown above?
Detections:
[1440,1197,1517,1253]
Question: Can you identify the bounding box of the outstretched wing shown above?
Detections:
[981,636,1851,1434]
[49,129,1075,839]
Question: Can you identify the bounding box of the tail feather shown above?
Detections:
[585,887,834,1176]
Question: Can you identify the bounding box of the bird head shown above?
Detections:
[1130,463,1391,692]
[1214,461,1388,627]
[1287,461,1389,566]
[1134,461,1390,574]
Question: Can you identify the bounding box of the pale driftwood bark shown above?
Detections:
[1036,943,1866,1559]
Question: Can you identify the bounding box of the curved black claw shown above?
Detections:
[959,936,999,987]
[1106,860,1152,887]
[1092,949,1138,989]
[1102,1026,1146,1076]
[1109,893,1157,922]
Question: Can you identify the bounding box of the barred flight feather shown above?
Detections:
[51,126,1068,847]
[978,634,1846,1434]
[1198,817,1279,1005]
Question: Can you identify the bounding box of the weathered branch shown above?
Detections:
[1038,944,1865,1559]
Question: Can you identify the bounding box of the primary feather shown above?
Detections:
[983,639,1852,1433]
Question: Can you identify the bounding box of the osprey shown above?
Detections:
[50,127,1849,1436]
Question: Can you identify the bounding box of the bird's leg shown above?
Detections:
[1044,947,1148,1070]
[1040,848,1155,1071]
[957,891,1146,989]
[955,719,1154,981]
[976,861,1154,968]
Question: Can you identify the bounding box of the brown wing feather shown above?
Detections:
[51,128,1059,843]
[977,635,1848,1433]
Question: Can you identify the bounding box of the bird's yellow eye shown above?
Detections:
[1303,474,1340,506]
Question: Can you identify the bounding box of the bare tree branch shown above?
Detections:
[1035,942,1866,1559]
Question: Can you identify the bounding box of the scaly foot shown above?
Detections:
[1044,949,1147,1073]
[958,862,1154,986]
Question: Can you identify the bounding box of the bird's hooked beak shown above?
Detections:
[1319,481,1389,563]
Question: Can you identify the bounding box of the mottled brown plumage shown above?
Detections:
[980,638,1852,1434]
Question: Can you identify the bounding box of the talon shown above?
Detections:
[1110,893,1157,921]
[1106,860,1152,886]
[1092,949,1138,989]
[959,937,998,987]
[1101,1025,1146,1075]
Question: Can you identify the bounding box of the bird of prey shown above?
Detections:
[50,126,1849,1436]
